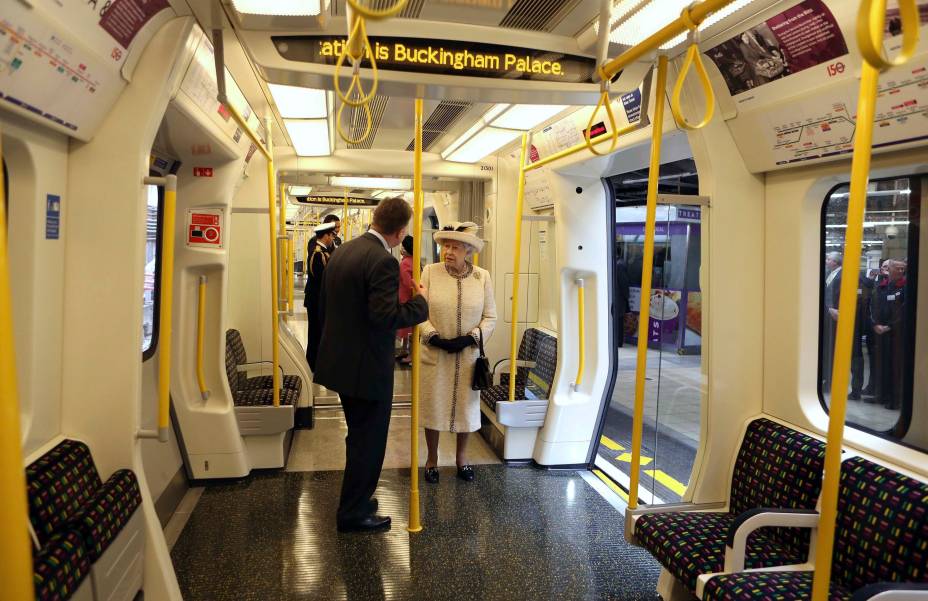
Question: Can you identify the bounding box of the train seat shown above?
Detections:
[699,456,928,600]
[480,328,557,460]
[225,329,297,468]
[629,418,827,595]
[26,439,143,601]
[33,529,93,601]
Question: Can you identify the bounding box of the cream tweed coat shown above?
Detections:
[419,262,497,432]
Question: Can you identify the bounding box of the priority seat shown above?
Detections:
[700,456,928,600]
[225,329,302,407]
[26,439,143,601]
[32,529,92,601]
[629,418,827,595]
[479,328,557,460]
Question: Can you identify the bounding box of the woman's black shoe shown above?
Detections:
[457,465,475,482]
[424,467,439,483]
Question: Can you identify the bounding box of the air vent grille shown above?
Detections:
[331,0,423,18]
[498,0,578,32]
[344,95,389,149]
[405,100,472,151]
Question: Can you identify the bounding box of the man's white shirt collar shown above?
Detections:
[369,229,390,252]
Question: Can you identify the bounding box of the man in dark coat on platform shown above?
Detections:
[314,196,429,533]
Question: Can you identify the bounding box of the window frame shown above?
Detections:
[816,177,921,443]
[142,176,165,361]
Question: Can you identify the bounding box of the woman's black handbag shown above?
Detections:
[471,328,492,391]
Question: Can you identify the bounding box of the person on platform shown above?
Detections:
[822,251,842,390]
[303,222,336,372]
[396,235,416,365]
[314,197,429,533]
[419,222,496,484]
[822,251,870,400]
[871,259,907,410]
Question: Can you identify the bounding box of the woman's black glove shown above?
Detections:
[428,335,476,353]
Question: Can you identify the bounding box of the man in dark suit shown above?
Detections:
[823,252,871,400]
[314,196,429,533]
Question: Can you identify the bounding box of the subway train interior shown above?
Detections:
[3,0,928,600]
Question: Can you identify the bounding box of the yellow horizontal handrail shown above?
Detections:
[0,129,35,601]
[574,279,586,388]
[226,103,271,161]
[600,0,738,80]
[857,0,919,70]
[670,42,715,130]
[347,0,409,19]
[196,276,210,401]
[524,123,639,172]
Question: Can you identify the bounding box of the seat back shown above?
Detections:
[729,419,826,550]
[225,329,248,393]
[527,333,558,398]
[512,328,544,384]
[832,457,928,591]
[26,439,103,546]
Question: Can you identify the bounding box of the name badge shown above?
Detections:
[857,289,862,295]
[887,294,896,301]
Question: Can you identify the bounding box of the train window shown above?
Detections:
[142,182,163,359]
[819,177,921,442]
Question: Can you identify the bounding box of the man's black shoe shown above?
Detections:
[337,514,391,533]
[849,392,861,400]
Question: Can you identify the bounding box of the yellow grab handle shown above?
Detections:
[857,0,919,70]
[336,99,374,145]
[409,97,424,534]
[196,276,210,401]
[347,0,409,19]
[584,85,619,157]
[574,279,586,388]
[671,43,716,130]
[334,18,378,107]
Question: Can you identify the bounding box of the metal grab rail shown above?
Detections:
[279,184,289,316]
[0,130,34,601]
[524,124,639,173]
[573,279,586,389]
[140,174,177,442]
[408,97,425,533]
[211,30,271,162]
[508,133,530,402]
[811,2,917,598]
[196,276,210,401]
[857,0,919,70]
[627,56,669,510]
[265,117,281,407]
[343,190,350,241]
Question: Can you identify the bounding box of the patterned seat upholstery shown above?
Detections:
[70,469,142,562]
[33,529,92,601]
[703,456,928,600]
[26,440,103,546]
[225,329,301,406]
[481,329,557,412]
[635,419,826,592]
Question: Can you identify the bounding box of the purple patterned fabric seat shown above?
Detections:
[70,469,141,561]
[481,329,557,412]
[703,457,928,600]
[635,418,826,592]
[33,529,91,601]
[225,329,302,406]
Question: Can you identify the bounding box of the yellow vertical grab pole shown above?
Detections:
[196,276,210,401]
[343,189,349,241]
[265,118,281,407]
[409,97,425,533]
[508,133,530,402]
[279,184,289,316]
[0,131,34,601]
[812,2,893,597]
[574,279,585,388]
[628,56,669,510]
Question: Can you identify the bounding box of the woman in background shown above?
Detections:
[419,222,496,483]
[396,236,415,365]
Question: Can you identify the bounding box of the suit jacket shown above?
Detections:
[314,232,429,402]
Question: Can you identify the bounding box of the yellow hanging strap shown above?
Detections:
[628,56,669,510]
[196,276,210,401]
[857,0,919,70]
[585,67,619,157]
[347,0,409,19]
[409,97,425,533]
[334,17,377,144]
[812,1,916,597]
[670,5,715,131]
[0,131,35,601]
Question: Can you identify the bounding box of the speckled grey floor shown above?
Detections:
[171,465,661,600]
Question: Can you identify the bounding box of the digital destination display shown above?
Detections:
[273,36,597,82]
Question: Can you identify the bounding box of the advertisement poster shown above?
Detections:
[885,1,928,38]
[626,287,703,352]
[707,0,848,96]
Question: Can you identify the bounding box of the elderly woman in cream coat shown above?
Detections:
[420,222,496,483]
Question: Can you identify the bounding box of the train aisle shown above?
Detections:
[166,277,661,600]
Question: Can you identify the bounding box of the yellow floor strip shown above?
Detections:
[644,469,687,496]
[599,435,625,451]
[617,452,652,466]
[593,469,630,502]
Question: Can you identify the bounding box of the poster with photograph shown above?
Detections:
[707,0,848,96]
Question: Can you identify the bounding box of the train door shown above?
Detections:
[594,160,706,504]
